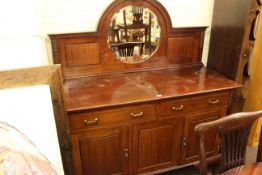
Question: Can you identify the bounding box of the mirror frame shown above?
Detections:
[97,0,173,65]
[0,65,72,175]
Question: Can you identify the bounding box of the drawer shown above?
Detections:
[159,98,193,117]
[192,92,229,111]
[159,92,229,117]
[68,104,156,132]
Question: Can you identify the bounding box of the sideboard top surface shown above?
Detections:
[64,65,241,112]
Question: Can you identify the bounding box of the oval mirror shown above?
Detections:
[107,6,161,64]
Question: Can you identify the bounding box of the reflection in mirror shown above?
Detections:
[107,6,161,64]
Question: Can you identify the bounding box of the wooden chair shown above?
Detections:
[118,44,134,57]
[195,110,262,175]
[116,7,151,45]
[110,42,145,58]
[115,42,135,57]
[132,6,144,24]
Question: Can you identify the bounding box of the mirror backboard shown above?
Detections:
[50,0,206,78]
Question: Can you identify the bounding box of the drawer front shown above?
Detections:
[160,98,193,117]
[192,92,229,111]
[68,104,156,132]
[159,92,229,117]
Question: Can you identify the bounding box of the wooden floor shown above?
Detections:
[158,146,258,175]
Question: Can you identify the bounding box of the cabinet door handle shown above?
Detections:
[130,112,144,117]
[172,105,184,111]
[83,118,99,126]
[208,99,219,105]
[124,149,129,160]
[182,138,187,147]
[218,145,222,153]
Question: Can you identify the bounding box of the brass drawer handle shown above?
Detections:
[172,105,184,111]
[209,99,219,104]
[130,112,144,117]
[83,118,99,126]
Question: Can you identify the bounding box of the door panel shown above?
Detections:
[180,109,227,164]
[132,117,184,174]
[71,127,128,175]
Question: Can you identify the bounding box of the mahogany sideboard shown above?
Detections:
[49,0,241,174]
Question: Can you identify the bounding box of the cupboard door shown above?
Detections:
[71,127,128,175]
[180,109,227,164]
[132,117,184,174]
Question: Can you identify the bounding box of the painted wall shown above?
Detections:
[0,1,47,70]
[0,0,214,70]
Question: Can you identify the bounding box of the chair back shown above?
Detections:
[195,110,262,175]
[132,6,144,24]
[117,43,135,57]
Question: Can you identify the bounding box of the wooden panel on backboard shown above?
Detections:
[167,37,196,59]
[65,42,100,67]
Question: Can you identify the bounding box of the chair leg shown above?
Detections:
[211,166,216,175]
[211,163,220,175]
